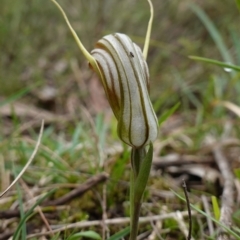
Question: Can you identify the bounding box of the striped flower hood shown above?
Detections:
[91,33,158,148]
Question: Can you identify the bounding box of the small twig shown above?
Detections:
[43,172,109,206]
[182,179,192,240]
[0,209,21,218]
[0,120,44,198]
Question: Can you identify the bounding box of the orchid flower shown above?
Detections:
[91,33,158,148]
[50,0,158,149]
[50,1,158,239]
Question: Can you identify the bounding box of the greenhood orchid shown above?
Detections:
[50,0,158,149]
[50,0,158,239]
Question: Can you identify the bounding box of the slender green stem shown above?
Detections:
[130,168,141,240]
[130,147,146,240]
[130,195,141,240]
[129,144,153,240]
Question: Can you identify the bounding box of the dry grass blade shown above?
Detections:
[201,195,215,236]
[143,0,154,60]
[213,145,235,240]
[174,211,195,240]
[0,120,44,198]
[26,211,196,239]
[216,101,240,118]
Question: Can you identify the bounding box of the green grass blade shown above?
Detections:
[173,69,201,108]
[13,189,55,240]
[190,4,233,64]
[189,56,240,71]
[211,196,220,220]
[0,85,37,107]
[50,232,61,240]
[14,173,26,239]
[234,168,240,179]
[106,227,130,240]
[158,102,180,126]
[236,0,240,12]
[67,231,101,240]
[230,30,240,65]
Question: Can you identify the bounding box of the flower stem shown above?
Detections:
[130,147,146,240]
[130,167,141,240]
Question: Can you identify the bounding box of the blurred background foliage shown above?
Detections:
[1,0,239,111]
[1,1,240,238]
